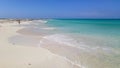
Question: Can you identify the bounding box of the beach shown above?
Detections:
[0,0,120,68]
[0,19,120,68]
[0,20,80,68]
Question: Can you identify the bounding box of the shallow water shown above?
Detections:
[9,19,120,68]
[42,19,120,68]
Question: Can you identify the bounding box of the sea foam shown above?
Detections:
[42,34,91,51]
[41,34,114,53]
[39,34,87,68]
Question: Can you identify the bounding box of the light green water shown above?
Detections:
[44,19,120,68]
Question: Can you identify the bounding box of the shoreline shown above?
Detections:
[1,19,120,68]
[0,20,80,68]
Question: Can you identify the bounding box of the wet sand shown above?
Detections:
[0,21,80,68]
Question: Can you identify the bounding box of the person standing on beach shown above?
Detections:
[18,20,21,24]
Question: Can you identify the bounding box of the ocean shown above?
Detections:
[41,19,120,68]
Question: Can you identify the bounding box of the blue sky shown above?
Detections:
[0,0,120,18]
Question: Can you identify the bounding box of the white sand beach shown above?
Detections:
[0,20,79,68]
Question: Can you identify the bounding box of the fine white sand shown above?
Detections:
[0,21,79,68]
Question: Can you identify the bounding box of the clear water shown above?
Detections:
[43,19,120,68]
[27,19,120,68]
[47,19,120,36]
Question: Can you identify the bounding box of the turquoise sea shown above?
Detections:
[11,19,120,68]
[46,19,120,48]
[43,19,120,68]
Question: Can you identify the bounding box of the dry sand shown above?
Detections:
[0,21,79,68]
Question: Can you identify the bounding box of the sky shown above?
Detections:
[0,0,120,18]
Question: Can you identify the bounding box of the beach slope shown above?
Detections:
[0,22,78,68]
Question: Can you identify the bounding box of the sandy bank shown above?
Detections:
[0,21,79,68]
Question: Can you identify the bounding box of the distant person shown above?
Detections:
[18,20,21,24]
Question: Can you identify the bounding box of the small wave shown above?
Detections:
[32,20,48,24]
[42,34,90,51]
[43,34,79,46]
[42,34,114,53]
[41,27,56,30]
[39,34,87,68]
[38,20,48,23]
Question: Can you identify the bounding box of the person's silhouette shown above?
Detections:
[18,20,20,24]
